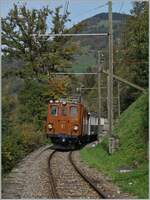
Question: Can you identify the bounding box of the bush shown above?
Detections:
[2,123,46,174]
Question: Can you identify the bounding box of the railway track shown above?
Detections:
[48,150,107,199]
[48,150,59,198]
[3,146,128,199]
[69,151,107,198]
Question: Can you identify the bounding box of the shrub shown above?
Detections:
[2,123,46,174]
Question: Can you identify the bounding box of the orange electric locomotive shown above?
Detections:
[46,97,90,146]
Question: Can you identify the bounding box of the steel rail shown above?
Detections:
[30,145,53,161]
[69,151,107,198]
[34,145,52,158]
[48,150,59,199]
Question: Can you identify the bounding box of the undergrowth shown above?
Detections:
[80,92,148,198]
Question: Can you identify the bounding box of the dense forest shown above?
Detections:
[2,1,148,173]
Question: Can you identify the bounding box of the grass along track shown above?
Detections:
[80,92,148,198]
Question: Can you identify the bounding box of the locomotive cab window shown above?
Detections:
[50,105,58,116]
[70,106,78,117]
[61,107,67,116]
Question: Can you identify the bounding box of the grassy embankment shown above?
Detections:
[80,92,148,198]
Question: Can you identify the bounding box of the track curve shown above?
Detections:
[69,151,107,198]
[48,150,59,199]
[48,150,107,198]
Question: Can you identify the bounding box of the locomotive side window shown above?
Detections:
[61,107,67,116]
[70,106,78,117]
[51,105,58,116]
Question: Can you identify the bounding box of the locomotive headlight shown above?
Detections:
[48,123,53,129]
[73,125,79,131]
[62,101,67,105]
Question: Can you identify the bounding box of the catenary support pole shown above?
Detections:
[98,51,101,141]
[108,0,114,154]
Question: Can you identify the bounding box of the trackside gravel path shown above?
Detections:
[2,145,52,199]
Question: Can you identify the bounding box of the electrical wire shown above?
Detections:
[63,0,69,16]
[118,2,124,13]
[113,60,148,64]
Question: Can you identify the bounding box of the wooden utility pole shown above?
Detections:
[108,0,114,154]
[98,51,101,141]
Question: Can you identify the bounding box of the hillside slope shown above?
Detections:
[80,91,148,198]
[73,12,129,49]
[70,12,130,72]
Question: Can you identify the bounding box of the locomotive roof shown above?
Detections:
[49,96,81,104]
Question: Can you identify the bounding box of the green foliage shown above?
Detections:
[17,77,74,129]
[2,95,19,136]
[2,81,47,174]
[18,79,50,129]
[2,4,79,78]
[80,92,148,198]
[2,123,45,174]
[2,4,51,60]
[2,97,12,136]
[113,2,148,112]
[2,3,81,176]
[116,2,148,88]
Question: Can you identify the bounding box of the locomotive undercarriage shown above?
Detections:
[47,134,80,145]
[47,133,97,148]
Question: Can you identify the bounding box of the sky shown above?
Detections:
[0,0,133,27]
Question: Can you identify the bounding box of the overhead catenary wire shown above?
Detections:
[31,2,109,39]
[118,2,124,13]
[48,71,145,92]
[113,61,148,64]
[63,0,69,17]
[32,33,108,37]
[49,72,97,75]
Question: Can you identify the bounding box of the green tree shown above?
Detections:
[2,4,79,78]
[113,2,148,112]
[2,4,51,76]
[2,4,80,129]
[118,2,148,88]
[18,79,50,129]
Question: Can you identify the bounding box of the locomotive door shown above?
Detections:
[57,105,70,135]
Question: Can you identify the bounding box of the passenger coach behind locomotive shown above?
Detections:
[46,98,98,146]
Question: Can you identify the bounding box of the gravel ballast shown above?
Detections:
[2,145,52,199]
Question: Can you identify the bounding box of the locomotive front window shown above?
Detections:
[50,105,58,116]
[70,106,78,117]
[61,107,67,116]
